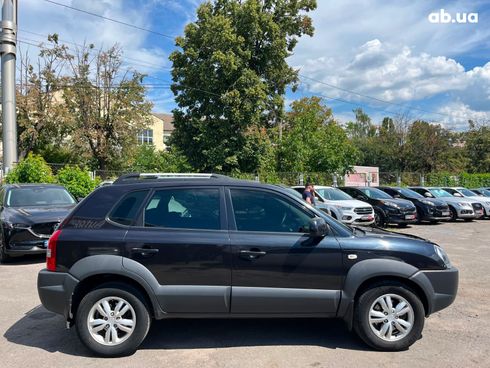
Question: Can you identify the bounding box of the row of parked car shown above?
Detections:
[289,185,490,227]
[0,181,488,263]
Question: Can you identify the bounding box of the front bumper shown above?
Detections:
[343,212,375,225]
[37,269,79,320]
[455,207,477,219]
[386,213,418,224]
[411,266,459,315]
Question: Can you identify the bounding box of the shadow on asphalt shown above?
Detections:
[1,254,45,266]
[4,306,369,357]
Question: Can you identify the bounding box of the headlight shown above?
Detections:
[458,202,471,207]
[421,200,435,206]
[5,223,30,229]
[334,205,353,210]
[434,245,451,267]
[381,201,399,208]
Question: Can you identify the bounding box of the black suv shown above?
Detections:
[38,173,458,357]
[338,186,417,227]
[377,187,451,223]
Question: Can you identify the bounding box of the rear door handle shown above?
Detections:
[131,247,159,256]
[239,249,267,260]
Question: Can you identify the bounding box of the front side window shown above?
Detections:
[230,189,312,233]
[144,188,220,230]
[137,129,153,144]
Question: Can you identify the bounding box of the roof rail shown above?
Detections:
[113,172,231,184]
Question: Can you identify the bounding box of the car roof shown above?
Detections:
[3,183,67,189]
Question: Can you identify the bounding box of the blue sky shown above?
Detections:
[19,0,490,130]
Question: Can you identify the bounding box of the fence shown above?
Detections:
[4,162,489,188]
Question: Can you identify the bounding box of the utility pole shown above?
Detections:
[1,0,17,173]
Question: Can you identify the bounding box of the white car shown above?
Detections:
[443,187,489,218]
[292,186,375,225]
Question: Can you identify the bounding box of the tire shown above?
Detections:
[354,282,425,351]
[0,239,12,264]
[374,210,385,227]
[76,283,151,357]
[449,206,458,222]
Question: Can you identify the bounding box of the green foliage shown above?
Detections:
[5,153,55,184]
[56,166,99,199]
[465,124,490,173]
[170,0,316,172]
[278,97,359,174]
[128,145,192,173]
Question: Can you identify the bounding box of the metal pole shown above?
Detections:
[1,0,18,173]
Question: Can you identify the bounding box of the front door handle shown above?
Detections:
[131,247,159,257]
[239,249,267,260]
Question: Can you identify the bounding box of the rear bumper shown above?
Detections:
[411,267,459,315]
[37,269,79,320]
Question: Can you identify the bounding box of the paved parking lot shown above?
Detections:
[1,220,489,368]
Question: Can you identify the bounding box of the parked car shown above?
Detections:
[292,185,374,226]
[471,188,490,197]
[442,187,490,218]
[377,187,451,223]
[338,186,417,227]
[276,185,331,216]
[37,173,458,356]
[0,184,77,263]
[409,187,480,221]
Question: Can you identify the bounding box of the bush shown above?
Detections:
[56,166,98,198]
[5,153,55,184]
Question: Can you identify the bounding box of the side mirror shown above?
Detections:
[424,192,433,198]
[393,194,401,199]
[309,217,329,237]
[453,193,463,197]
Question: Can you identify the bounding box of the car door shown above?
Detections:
[123,186,231,313]
[226,187,343,315]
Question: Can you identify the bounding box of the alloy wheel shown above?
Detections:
[368,293,414,341]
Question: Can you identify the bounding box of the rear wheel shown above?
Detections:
[76,284,151,357]
[354,282,425,351]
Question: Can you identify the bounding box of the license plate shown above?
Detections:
[405,214,416,220]
[476,210,484,215]
[362,215,373,220]
[442,211,450,216]
[43,240,48,248]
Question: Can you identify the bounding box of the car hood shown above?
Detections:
[465,196,489,204]
[418,198,447,206]
[3,205,75,225]
[329,199,372,208]
[434,196,474,204]
[380,198,415,208]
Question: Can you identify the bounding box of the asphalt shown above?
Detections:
[0,220,489,368]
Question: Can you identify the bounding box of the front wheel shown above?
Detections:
[449,206,458,222]
[0,240,11,264]
[354,283,425,351]
[374,210,385,227]
[76,284,151,357]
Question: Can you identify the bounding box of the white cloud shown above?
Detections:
[438,102,490,130]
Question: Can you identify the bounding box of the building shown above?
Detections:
[137,113,175,151]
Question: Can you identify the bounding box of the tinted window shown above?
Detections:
[399,188,423,199]
[231,189,312,233]
[109,190,149,225]
[430,189,453,198]
[6,187,76,207]
[460,188,477,197]
[144,188,220,230]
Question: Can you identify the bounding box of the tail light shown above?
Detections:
[46,229,61,271]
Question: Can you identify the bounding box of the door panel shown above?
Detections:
[227,188,343,314]
[124,187,231,313]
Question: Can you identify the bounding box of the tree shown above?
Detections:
[5,153,55,184]
[404,121,453,173]
[56,166,98,198]
[128,145,192,173]
[465,121,490,173]
[63,44,153,170]
[278,97,359,174]
[17,34,72,158]
[169,0,316,172]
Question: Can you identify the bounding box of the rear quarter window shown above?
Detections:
[108,190,149,225]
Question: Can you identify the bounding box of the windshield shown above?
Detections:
[316,188,353,200]
[358,187,393,200]
[6,187,76,207]
[460,188,477,197]
[429,188,453,198]
[481,189,490,196]
[398,188,424,199]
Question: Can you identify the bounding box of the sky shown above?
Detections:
[18,0,490,130]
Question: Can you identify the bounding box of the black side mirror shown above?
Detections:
[309,217,329,237]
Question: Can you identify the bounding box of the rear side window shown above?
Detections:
[144,188,220,230]
[109,190,149,225]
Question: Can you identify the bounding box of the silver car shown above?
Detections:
[443,187,489,218]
